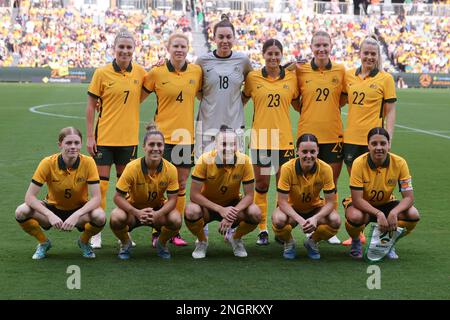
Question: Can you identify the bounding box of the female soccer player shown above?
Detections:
[195,14,253,158]
[243,39,299,245]
[344,127,420,259]
[142,33,202,247]
[272,134,341,260]
[15,127,105,259]
[85,28,146,248]
[294,31,346,244]
[109,124,181,260]
[341,35,397,245]
[185,126,261,259]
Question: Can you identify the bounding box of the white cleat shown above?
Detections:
[327,235,341,245]
[227,233,248,258]
[192,241,208,259]
[90,232,102,249]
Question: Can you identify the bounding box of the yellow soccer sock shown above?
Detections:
[345,220,365,240]
[185,218,207,242]
[255,189,268,231]
[333,192,339,210]
[159,226,179,245]
[111,226,130,244]
[18,218,47,243]
[272,224,293,242]
[311,224,339,242]
[176,193,186,218]
[234,221,258,239]
[398,219,419,237]
[80,222,104,244]
[100,178,109,210]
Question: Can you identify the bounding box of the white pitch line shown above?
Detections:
[29,102,149,123]
[30,103,450,140]
[29,102,85,119]
[341,111,450,140]
[394,124,450,140]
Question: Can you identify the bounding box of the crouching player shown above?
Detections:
[344,127,420,259]
[110,124,181,260]
[272,134,341,260]
[185,125,261,258]
[15,127,105,259]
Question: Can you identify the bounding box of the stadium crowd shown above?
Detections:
[0,0,449,73]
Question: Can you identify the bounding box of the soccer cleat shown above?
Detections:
[170,234,188,246]
[349,239,363,259]
[90,232,102,249]
[283,239,296,260]
[386,247,399,260]
[224,227,235,242]
[32,239,52,260]
[304,238,321,260]
[118,240,133,260]
[117,237,136,247]
[152,231,160,248]
[256,230,269,245]
[327,235,341,245]
[227,233,247,258]
[156,239,171,259]
[78,239,96,259]
[192,241,208,259]
[342,233,366,246]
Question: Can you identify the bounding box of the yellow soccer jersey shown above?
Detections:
[31,154,100,210]
[277,158,335,213]
[143,61,202,144]
[243,67,299,150]
[116,158,179,209]
[191,150,254,206]
[88,60,146,146]
[296,60,345,144]
[350,152,412,207]
[343,67,397,145]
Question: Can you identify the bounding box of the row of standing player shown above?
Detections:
[15,15,419,259]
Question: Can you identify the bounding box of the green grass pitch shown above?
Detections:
[0,83,449,299]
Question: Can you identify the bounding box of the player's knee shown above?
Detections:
[185,202,201,220]
[91,208,106,226]
[109,208,126,227]
[271,212,286,229]
[247,204,261,224]
[329,211,341,229]
[169,210,182,229]
[15,203,30,221]
[345,207,365,225]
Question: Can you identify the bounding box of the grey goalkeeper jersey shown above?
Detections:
[195,50,252,136]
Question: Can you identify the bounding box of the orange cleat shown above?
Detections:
[342,233,366,246]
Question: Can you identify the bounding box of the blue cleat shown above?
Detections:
[349,238,363,259]
[32,239,52,260]
[386,246,399,260]
[256,231,269,245]
[118,240,132,260]
[156,239,171,259]
[78,239,96,258]
[304,238,321,260]
[283,240,296,260]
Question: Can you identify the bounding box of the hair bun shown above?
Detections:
[220,13,229,21]
[145,122,159,132]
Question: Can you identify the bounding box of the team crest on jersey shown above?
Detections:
[159,181,168,187]
[189,79,195,85]
[283,84,289,89]
[77,177,86,183]
[332,76,339,84]
[134,79,139,84]
[370,84,378,89]
[314,182,323,188]
[232,174,241,180]
[234,66,241,72]
[387,178,396,186]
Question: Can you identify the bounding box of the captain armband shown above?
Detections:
[399,178,413,192]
